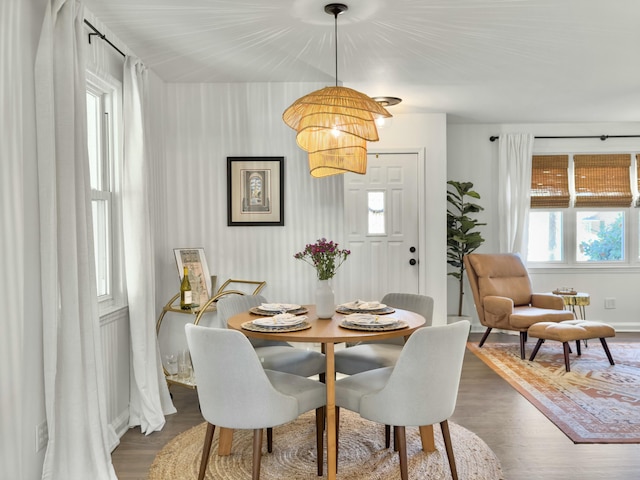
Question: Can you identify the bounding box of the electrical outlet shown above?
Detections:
[604,297,616,309]
[36,421,48,452]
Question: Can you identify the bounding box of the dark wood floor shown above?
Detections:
[112,332,640,480]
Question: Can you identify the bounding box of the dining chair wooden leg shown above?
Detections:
[335,406,340,474]
[440,420,458,480]
[198,423,216,480]
[385,424,391,448]
[316,407,324,476]
[252,429,263,480]
[395,426,408,480]
[393,427,399,452]
[267,427,273,453]
[576,339,582,356]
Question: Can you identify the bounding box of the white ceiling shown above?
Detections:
[83,0,640,123]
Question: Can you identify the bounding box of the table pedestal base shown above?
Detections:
[419,425,435,452]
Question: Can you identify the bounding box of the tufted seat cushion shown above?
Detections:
[528,320,615,342]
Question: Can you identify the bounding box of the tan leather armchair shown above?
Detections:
[464,253,574,359]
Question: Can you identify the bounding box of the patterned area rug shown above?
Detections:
[149,409,503,479]
[467,341,640,443]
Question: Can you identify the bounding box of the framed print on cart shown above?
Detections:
[227,156,284,226]
[173,248,211,307]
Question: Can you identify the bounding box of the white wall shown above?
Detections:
[374,114,448,322]
[448,122,640,332]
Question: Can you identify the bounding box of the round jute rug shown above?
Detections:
[149,410,502,479]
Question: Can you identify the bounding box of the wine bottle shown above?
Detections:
[180,266,192,310]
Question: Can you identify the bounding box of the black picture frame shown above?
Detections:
[227,156,284,226]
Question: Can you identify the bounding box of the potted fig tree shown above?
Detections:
[447,180,485,318]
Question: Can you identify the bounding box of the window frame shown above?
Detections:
[86,70,125,314]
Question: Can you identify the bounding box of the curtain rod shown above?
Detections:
[83,19,126,58]
[489,134,640,142]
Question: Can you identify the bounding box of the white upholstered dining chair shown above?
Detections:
[334,320,470,480]
[185,324,326,480]
[333,293,434,447]
[334,293,434,375]
[216,294,326,378]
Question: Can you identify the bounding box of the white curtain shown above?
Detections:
[35,1,118,478]
[1,0,24,478]
[498,133,534,256]
[123,56,176,433]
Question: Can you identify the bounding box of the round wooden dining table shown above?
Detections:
[227,305,427,480]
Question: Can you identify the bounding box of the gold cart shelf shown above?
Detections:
[156,279,267,389]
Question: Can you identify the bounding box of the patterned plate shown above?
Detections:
[249,306,309,316]
[260,303,302,311]
[336,305,395,315]
[241,320,312,333]
[339,320,408,332]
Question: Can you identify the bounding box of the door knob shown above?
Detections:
[409,259,417,266]
[409,246,416,253]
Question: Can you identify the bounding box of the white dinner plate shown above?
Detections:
[343,313,398,326]
[260,303,302,312]
[340,301,386,311]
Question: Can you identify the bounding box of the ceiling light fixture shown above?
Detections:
[371,96,402,127]
[282,3,391,178]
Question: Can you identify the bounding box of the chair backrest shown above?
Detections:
[216,294,284,347]
[464,253,533,324]
[185,324,298,429]
[216,294,266,323]
[381,293,434,325]
[359,320,470,427]
[375,293,434,345]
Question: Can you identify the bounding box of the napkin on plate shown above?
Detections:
[253,313,306,327]
[343,313,397,326]
[343,300,383,310]
[260,303,300,312]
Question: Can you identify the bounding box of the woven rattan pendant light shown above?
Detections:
[283,3,391,178]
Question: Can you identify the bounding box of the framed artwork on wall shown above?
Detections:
[173,248,211,306]
[227,156,284,226]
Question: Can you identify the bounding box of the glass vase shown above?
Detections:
[315,279,335,319]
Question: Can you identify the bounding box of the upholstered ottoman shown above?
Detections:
[527,320,615,372]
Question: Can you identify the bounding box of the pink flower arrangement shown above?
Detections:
[294,238,351,280]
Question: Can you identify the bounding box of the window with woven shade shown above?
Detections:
[530,155,570,208]
[573,154,632,207]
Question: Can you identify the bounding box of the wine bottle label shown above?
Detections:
[183,291,192,304]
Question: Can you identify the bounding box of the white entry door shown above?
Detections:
[343,152,420,300]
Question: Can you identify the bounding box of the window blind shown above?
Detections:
[530,155,570,208]
[573,154,632,207]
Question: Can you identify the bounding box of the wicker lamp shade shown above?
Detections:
[308,142,367,178]
[283,85,391,176]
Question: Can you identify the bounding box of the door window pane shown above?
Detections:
[528,211,563,261]
[368,191,385,235]
[576,211,624,262]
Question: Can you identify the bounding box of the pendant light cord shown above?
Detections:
[325,4,348,86]
[334,11,339,87]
